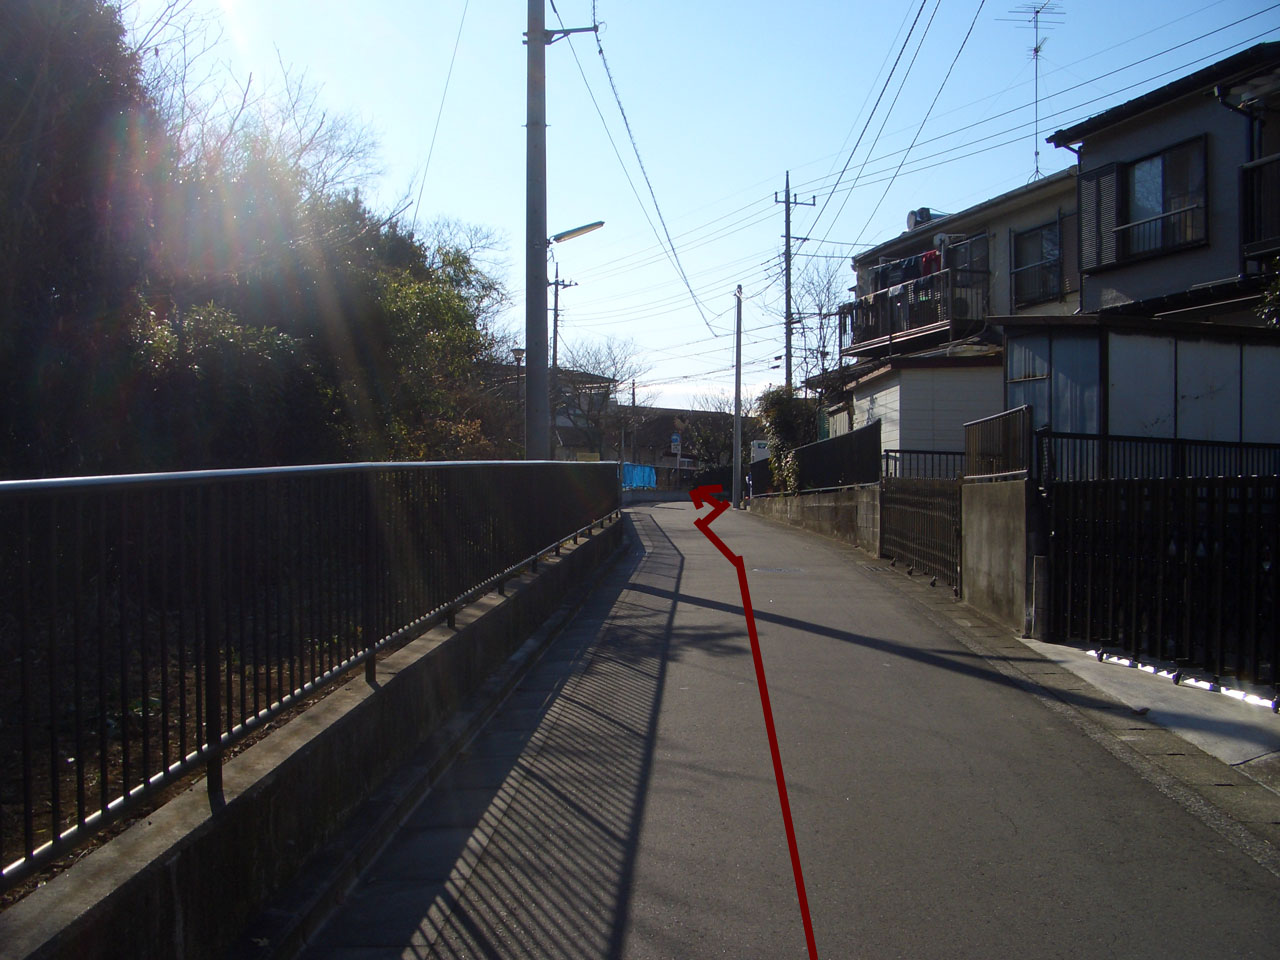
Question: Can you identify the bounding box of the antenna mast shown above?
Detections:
[1000,2,1065,180]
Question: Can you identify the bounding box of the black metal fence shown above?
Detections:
[880,477,962,589]
[0,461,619,889]
[1040,432,1280,482]
[882,449,965,479]
[1048,477,1278,687]
[793,420,882,491]
[749,458,773,496]
[965,406,1032,478]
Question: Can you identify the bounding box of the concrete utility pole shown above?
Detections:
[733,285,743,508]
[775,171,815,392]
[525,2,596,460]
[550,262,576,432]
[526,0,548,459]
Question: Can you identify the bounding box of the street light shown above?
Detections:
[512,347,526,451]
[549,220,604,245]
[537,221,603,462]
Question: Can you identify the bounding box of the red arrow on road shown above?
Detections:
[689,484,819,960]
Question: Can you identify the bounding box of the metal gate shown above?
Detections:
[880,477,962,589]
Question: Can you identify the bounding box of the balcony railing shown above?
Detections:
[1243,152,1280,261]
[1011,256,1062,309]
[1115,203,1206,259]
[842,268,987,355]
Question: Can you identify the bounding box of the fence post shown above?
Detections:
[363,473,377,685]
[204,484,224,808]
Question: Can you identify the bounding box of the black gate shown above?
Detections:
[880,477,962,588]
[1048,476,1279,687]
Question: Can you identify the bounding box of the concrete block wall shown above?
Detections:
[0,519,623,960]
[960,479,1030,632]
[747,485,880,554]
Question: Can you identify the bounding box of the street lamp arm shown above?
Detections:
[549,220,605,245]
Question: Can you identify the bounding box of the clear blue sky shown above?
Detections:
[127,0,1279,408]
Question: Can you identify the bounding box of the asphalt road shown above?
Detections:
[298,501,1280,959]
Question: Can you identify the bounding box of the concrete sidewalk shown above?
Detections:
[289,501,1280,960]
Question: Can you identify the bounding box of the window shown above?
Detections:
[1120,138,1206,256]
[1011,220,1061,308]
[1078,137,1208,271]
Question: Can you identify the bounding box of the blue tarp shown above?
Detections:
[622,462,656,491]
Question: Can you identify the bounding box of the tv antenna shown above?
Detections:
[998,2,1065,180]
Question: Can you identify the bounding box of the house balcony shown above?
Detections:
[1242,152,1280,263]
[839,268,988,358]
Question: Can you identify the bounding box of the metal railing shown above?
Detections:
[1116,203,1205,258]
[882,449,965,479]
[1039,432,1280,482]
[0,461,619,889]
[964,406,1032,478]
[881,477,962,589]
[1011,256,1061,309]
[843,268,988,352]
[1242,152,1280,260]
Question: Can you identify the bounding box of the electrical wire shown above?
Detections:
[808,0,931,240]
[849,0,988,249]
[589,0,719,334]
[410,0,469,231]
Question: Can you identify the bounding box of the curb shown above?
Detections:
[227,518,632,960]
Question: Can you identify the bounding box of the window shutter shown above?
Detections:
[1077,164,1118,272]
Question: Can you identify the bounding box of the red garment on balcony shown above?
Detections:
[921,249,941,275]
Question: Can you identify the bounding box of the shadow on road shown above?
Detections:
[305,510,686,959]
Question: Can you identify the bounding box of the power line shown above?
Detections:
[589,0,718,334]
[851,0,988,248]
[809,0,932,238]
[814,0,946,250]
[410,0,469,231]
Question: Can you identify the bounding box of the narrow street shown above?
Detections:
[300,501,1280,959]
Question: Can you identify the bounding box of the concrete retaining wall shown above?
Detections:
[0,519,623,960]
[961,479,1029,632]
[746,485,880,554]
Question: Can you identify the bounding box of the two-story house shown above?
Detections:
[1004,41,1280,445]
[823,167,1080,460]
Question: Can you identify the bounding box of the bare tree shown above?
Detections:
[793,256,852,391]
[685,391,761,468]
[559,338,653,457]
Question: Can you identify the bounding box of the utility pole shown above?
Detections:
[775,171,815,392]
[525,1,596,460]
[549,262,576,439]
[733,285,743,508]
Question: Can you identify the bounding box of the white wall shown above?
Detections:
[1109,333,1175,437]
[899,366,1004,451]
[1177,340,1242,442]
[853,374,900,451]
[1107,332,1280,442]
